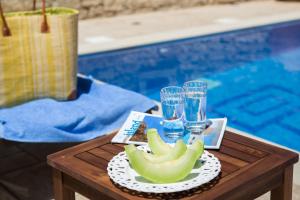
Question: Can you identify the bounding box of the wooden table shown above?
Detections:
[47,130,299,200]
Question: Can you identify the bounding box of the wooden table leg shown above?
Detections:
[270,165,293,200]
[52,169,75,200]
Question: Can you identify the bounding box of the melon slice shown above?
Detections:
[142,139,187,163]
[125,140,204,183]
[147,129,171,155]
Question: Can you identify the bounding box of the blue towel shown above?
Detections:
[0,76,157,143]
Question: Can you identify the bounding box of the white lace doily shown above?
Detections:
[107,145,221,193]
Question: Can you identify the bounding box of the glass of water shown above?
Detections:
[183,80,207,134]
[160,86,184,138]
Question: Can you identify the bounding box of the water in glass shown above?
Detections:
[183,81,207,133]
[160,87,184,137]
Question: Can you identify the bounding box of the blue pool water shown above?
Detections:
[79,20,300,151]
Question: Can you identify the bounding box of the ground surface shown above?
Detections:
[78,0,300,54]
[1,0,300,199]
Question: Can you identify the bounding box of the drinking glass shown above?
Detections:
[160,86,184,137]
[183,80,207,134]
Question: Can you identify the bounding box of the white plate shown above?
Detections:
[107,145,221,193]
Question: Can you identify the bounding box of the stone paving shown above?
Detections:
[78,0,300,54]
[1,0,300,199]
[2,0,261,19]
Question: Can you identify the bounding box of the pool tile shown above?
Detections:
[256,125,300,151]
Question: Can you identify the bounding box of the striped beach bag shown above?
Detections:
[0,0,78,107]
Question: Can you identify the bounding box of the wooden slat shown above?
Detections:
[76,152,108,171]
[54,158,145,200]
[222,138,268,158]
[223,131,292,157]
[100,144,124,154]
[219,171,229,178]
[187,154,285,200]
[219,160,240,175]
[210,151,248,168]
[219,146,259,163]
[55,156,108,184]
[189,165,283,200]
[224,131,298,166]
[88,148,115,161]
[48,133,115,163]
[114,144,125,148]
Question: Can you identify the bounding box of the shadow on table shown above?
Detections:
[112,174,221,199]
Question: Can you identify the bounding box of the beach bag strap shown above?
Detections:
[0,0,49,37]
[33,0,36,10]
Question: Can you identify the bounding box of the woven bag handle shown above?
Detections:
[0,0,49,37]
[33,0,36,10]
[0,1,10,36]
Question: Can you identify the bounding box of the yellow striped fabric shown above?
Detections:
[0,8,78,107]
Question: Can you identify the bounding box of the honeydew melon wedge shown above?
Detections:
[142,139,187,163]
[147,129,171,155]
[125,140,204,183]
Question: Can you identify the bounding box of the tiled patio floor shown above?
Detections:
[1,0,300,199]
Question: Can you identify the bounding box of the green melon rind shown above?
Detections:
[147,128,171,155]
[142,139,187,163]
[125,140,204,183]
[191,139,204,158]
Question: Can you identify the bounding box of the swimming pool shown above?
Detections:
[79,20,300,151]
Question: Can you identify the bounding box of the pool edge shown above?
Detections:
[79,12,300,55]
